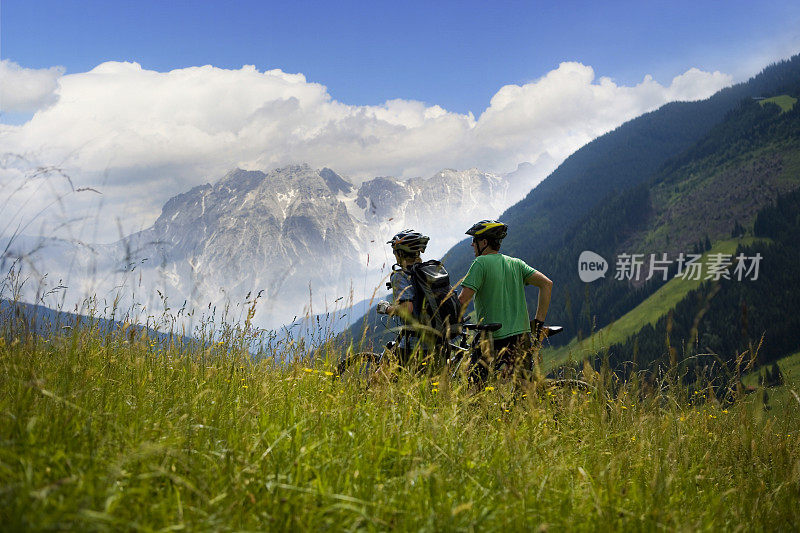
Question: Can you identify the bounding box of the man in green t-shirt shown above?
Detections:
[458,220,553,379]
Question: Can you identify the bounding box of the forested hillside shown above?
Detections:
[540,87,800,345]
[597,188,800,386]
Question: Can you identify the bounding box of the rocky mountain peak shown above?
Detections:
[218,168,267,190]
[46,162,547,329]
[320,168,352,195]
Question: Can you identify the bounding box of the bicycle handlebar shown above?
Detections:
[542,325,563,338]
[387,321,564,340]
[461,323,564,336]
[389,322,502,336]
[461,322,502,332]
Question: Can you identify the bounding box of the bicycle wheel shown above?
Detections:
[336,351,386,384]
[544,378,593,391]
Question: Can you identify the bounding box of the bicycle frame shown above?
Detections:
[337,321,587,395]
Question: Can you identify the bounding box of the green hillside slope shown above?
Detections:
[509,62,800,353]
[760,94,797,113]
[743,350,800,387]
[542,238,768,371]
[542,85,800,367]
[580,188,800,389]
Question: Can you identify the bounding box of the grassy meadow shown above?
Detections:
[758,95,797,113]
[1,311,799,531]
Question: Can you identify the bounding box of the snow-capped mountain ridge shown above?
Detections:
[14,162,550,329]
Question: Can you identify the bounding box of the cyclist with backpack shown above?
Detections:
[457,220,553,380]
[376,230,433,366]
[376,229,464,368]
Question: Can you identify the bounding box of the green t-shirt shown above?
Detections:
[461,254,537,339]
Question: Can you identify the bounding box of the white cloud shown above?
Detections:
[0,60,733,242]
[471,63,733,169]
[0,60,65,113]
[665,67,733,101]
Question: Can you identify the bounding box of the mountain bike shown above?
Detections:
[335,321,477,382]
[337,314,565,384]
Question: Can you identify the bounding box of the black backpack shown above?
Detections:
[407,260,461,340]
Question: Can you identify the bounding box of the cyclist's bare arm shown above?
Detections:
[525,271,553,322]
[458,286,475,320]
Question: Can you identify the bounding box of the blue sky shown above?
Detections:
[3,0,799,115]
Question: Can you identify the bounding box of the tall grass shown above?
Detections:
[1,304,799,531]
